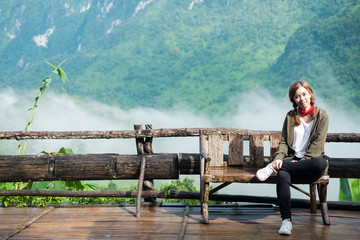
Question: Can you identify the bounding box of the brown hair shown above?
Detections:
[288,81,317,126]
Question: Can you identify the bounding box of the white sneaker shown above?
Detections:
[278,218,292,235]
[256,163,275,181]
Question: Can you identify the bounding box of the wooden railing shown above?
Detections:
[1,128,359,141]
[0,127,359,209]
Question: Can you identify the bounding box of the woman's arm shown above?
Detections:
[304,109,329,158]
[273,114,290,161]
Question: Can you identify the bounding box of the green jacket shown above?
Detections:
[274,106,329,160]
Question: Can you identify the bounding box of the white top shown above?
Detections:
[292,114,314,158]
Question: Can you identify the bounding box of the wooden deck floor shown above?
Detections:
[0,204,359,239]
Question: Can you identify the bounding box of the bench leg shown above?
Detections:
[310,183,317,213]
[317,183,330,225]
[201,182,210,224]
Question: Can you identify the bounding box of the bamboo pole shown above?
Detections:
[136,156,146,217]
[0,189,359,211]
[1,129,359,142]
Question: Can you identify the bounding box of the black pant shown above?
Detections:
[276,157,328,220]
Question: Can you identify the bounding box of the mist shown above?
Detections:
[1,88,359,201]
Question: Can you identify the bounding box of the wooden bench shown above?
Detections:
[199,130,330,225]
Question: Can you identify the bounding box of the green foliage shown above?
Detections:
[159,177,224,205]
[262,1,360,113]
[57,147,74,155]
[339,178,360,202]
[160,177,199,205]
[17,60,68,155]
[1,1,358,116]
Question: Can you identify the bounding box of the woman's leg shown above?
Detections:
[276,157,327,220]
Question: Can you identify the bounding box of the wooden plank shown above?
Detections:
[270,135,281,161]
[2,129,358,142]
[208,135,223,167]
[177,206,190,240]
[0,154,179,182]
[1,206,360,239]
[1,207,54,239]
[178,153,200,174]
[249,135,265,167]
[229,134,243,166]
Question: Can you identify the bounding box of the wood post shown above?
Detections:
[318,183,330,225]
[136,156,146,217]
[200,131,209,224]
[134,125,156,206]
[310,184,317,213]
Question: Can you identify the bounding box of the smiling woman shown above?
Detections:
[256,80,329,235]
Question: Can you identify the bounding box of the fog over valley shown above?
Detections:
[1,88,359,201]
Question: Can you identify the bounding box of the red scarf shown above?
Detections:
[298,105,313,116]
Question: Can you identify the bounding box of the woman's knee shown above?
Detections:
[312,157,328,171]
[277,170,291,184]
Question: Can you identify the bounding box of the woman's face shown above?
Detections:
[293,86,311,110]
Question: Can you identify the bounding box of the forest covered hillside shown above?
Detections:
[1,0,359,115]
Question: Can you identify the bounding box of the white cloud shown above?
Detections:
[1,88,359,200]
[106,19,121,34]
[64,3,75,16]
[65,1,91,16]
[80,2,91,13]
[133,0,155,17]
[17,57,24,68]
[4,5,26,40]
[6,32,16,40]
[1,88,358,154]
[189,0,204,10]
[105,2,113,13]
[96,1,114,19]
[77,43,82,52]
[33,27,55,47]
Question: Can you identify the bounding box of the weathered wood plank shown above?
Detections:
[229,134,243,166]
[208,135,223,167]
[249,135,265,167]
[1,207,54,239]
[178,153,200,174]
[178,153,360,178]
[2,206,360,240]
[1,129,358,142]
[0,154,179,182]
[328,157,360,178]
[270,135,281,161]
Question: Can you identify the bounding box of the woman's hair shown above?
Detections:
[288,81,317,126]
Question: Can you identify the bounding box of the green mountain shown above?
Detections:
[1,0,359,115]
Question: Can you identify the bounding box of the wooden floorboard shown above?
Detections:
[0,205,359,239]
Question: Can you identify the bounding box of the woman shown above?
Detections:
[256,81,328,235]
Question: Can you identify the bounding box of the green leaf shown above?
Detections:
[58,147,74,155]
[65,181,85,190]
[57,66,68,83]
[339,178,352,201]
[349,179,360,202]
[45,61,57,70]
[42,77,52,85]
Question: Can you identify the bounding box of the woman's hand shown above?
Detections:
[271,159,283,171]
